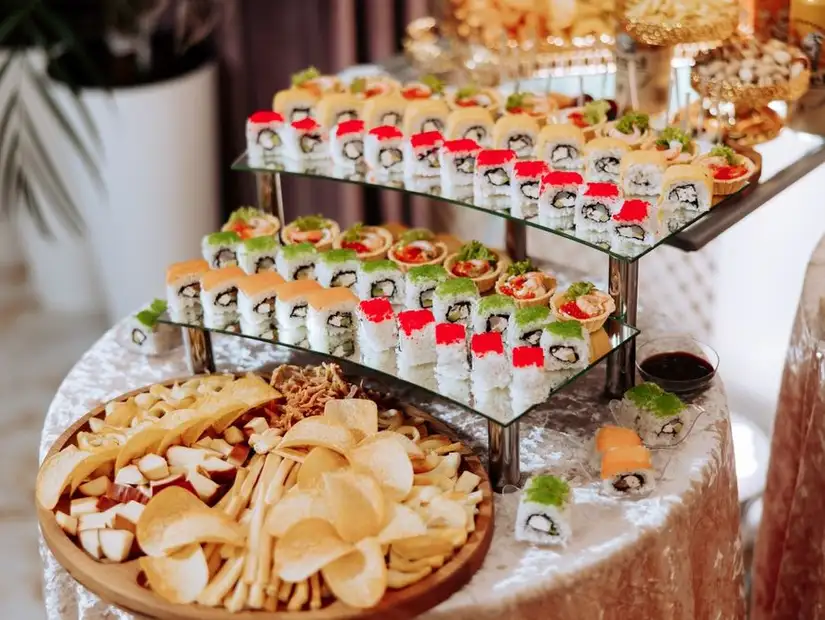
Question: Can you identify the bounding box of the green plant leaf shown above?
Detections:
[35,3,105,87]
[0,134,20,217]
[17,170,51,238]
[0,7,33,46]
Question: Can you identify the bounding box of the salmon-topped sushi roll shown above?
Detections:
[201,266,245,332]
[600,445,655,497]
[166,259,209,323]
[306,287,359,357]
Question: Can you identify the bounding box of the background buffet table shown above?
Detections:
[39,319,745,619]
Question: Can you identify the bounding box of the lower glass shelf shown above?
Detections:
[158,315,639,427]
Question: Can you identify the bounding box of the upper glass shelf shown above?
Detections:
[159,314,638,428]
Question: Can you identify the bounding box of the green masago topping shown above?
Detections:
[292,215,330,232]
[292,66,320,87]
[135,299,168,328]
[243,236,278,252]
[649,392,687,418]
[206,231,241,246]
[227,206,263,223]
[583,100,610,126]
[477,294,516,314]
[408,264,448,284]
[615,111,649,135]
[455,84,480,100]
[455,240,497,265]
[514,305,551,327]
[399,228,434,245]
[546,319,584,340]
[566,281,595,299]
[321,248,358,264]
[343,222,364,242]
[421,74,445,94]
[710,145,738,165]
[655,126,691,149]
[281,242,317,259]
[525,474,570,507]
[361,259,400,274]
[349,77,366,94]
[625,382,664,408]
[507,259,537,277]
[435,277,478,298]
[505,92,533,112]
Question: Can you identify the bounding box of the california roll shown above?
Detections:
[357,259,404,305]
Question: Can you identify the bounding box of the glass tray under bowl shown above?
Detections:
[158,314,639,428]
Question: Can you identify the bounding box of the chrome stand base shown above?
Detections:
[183,327,216,375]
[488,420,521,491]
[605,257,640,397]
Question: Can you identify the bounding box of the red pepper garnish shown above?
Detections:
[342,240,369,254]
[569,111,588,128]
[456,98,476,107]
[398,246,425,263]
[710,164,748,181]
[560,300,591,319]
[228,222,253,240]
[402,86,429,100]
[365,86,383,98]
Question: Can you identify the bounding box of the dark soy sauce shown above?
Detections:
[640,351,714,382]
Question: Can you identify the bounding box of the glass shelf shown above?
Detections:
[159,315,639,428]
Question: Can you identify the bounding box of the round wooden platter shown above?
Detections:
[38,374,495,620]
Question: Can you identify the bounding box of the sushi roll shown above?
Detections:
[357,259,404,305]
[315,248,359,289]
[623,382,691,447]
[334,223,393,260]
[574,183,622,234]
[201,266,245,332]
[473,149,517,209]
[282,215,339,250]
[472,294,516,336]
[611,199,658,248]
[282,117,328,161]
[584,137,631,183]
[126,299,180,355]
[446,84,503,116]
[509,305,552,348]
[166,259,209,323]
[659,164,714,213]
[510,160,549,220]
[539,170,582,229]
[238,271,285,327]
[599,111,651,149]
[515,474,572,546]
[365,125,404,175]
[620,150,667,197]
[397,308,437,367]
[273,87,319,124]
[306,287,359,356]
[246,110,284,164]
[357,297,397,354]
[275,279,323,330]
[202,231,240,269]
[222,206,281,240]
[511,346,548,413]
[402,99,450,136]
[403,131,444,178]
[471,331,509,389]
[432,277,479,326]
[240,316,278,340]
[238,236,279,275]
[405,264,449,309]
[435,322,469,378]
[540,319,590,371]
[600,445,656,497]
[330,119,365,169]
[280,327,309,348]
[591,425,642,469]
[315,93,362,131]
[276,242,318,281]
[362,93,407,129]
[445,107,494,146]
[492,114,540,159]
[439,138,481,188]
[535,124,585,170]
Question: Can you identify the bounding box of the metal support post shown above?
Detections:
[604,257,639,397]
[488,420,521,491]
[256,172,284,225]
[183,327,216,375]
[505,220,527,262]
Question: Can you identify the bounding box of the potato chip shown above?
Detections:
[114,427,168,472]
[454,470,481,494]
[391,534,454,561]
[68,447,120,494]
[428,527,468,548]
[321,537,387,609]
[224,375,280,408]
[417,435,453,453]
[264,489,332,538]
[387,566,432,589]
[359,430,424,459]
[389,549,445,573]
[140,544,209,604]
[348,436,413,502]
[279,417,355,454]
[105,400,141,427]
[273,518,352,583]
[272,447,309,463]
[429,452,461,479]
[157,414,213,455]
[297,447,348,491]
[36,447,93,510]
[323,471,384,542]
[323,399,378,439]
[424,496,468,530]
[377,501,427,544]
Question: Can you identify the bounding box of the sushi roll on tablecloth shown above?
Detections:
[492,115,539,159]
[535,124,585,170]
[330,119,365,169]
[274,279,322,330]
[276,242,318,282]
[432,278,479,327]
[584,137,630,184]
[600,445,656,497]
[659,164,714,213]
[539,170,582,229]
[620,150,667,197]
[540,319,590,371]
[515,474,572,546]
[282,117,328,161]
[510,160,549,220]
[574,183,622,234]
[357,259,404,305]
[397,308,436,367]
[472,294,515,337]
[166,259,209,323]
[246,111,284,164]
[590,425,643,471]
[306,287,359,356]
[126,299,180,355]
[362,93,407,129]
[509,305,552,348]
[201,266,245,332]
[435,322,469,378]
[611,199,658,248]
[471,331,509,389]
[316,248,359,289]
[405,264,449,310]
[622,382,691,447]
[238,271,285,327]
[365,125,404,176]
[439,138,481,188]
[357,297,397,354]
[316,92,362,131]
[511,346,548,413]
[445,107,494,146]
[402,99,449,136]
[238,236,279,275]
[404,131,443,178]
[474,149,517,209]
[202,231,241,270]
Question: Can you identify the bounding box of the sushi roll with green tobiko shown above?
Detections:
[515,474,572,546]
[405,264,449,310]
[623,382,691,447]
[276,242,318,282]
[126,299,179,355]
[540,319,590,371]
[472,294,515,337]
[316,248,359,289]
[238,235,279,275]
[509,305,552,348]
[356,259,404,305]
[202,231,241,269]
[433,278,479,326]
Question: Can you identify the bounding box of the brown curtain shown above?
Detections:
[216,0,434,231]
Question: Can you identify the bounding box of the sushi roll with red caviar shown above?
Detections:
[330,119,365,169]
[473,149,517,209]
[365,125,404,176]
[397,308,436,367]
[439,138,481,189]
[471,331,510,389]
[539,170,582,228]
[574,183,622,234]
[435,322,469,378]
[282,117,328,161]
[611,198,658,248]
[356,297,397,354]
[510,160,549,220]
[403,131,444,178]
[512,346,548,412]
[246,110,284,164]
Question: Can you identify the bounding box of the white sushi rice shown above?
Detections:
[307,300,356,342]
[330,129,364,169]
[540,328,590,371]
[574,193,622,233]
[512,364,549,413]
[585,148,625,183]
[436,341,469,378]
[365,134,404,176]
[356,265,404,305]
[610,206,659,249]
[539,140,583,170]
[660,180,712,213]
[515,497,572,546]
[275,297,310,331]
[627,398,692,447]
[246,120,282,164]
[201,237,238,270]
[124,318,179,356]
[404,277,444,310]
[166,274,202,314]
[439,148,477,187]
[281,124,329,161]
[279,327,309,348]
[471,348,510,390]
[600,469,656,498]
[309,328,358,358]
[510,174,542,220]
[203,307,240,332]
[403,140,442,179]
[433,292,477,327]
[276,252,316,282]
[397,323,436,367]
[622,162,665,197]
[315,257,359,290]
[238,288,278,327]
[474,163,513,207]
[201,281,241,316]
[240,316,278,340]
[357,315,397,354]
[538,183,579,229]
[238,244,278,275]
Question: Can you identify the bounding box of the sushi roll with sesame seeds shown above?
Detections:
[357,297,397,354]
[432,277,479,327]
[472,294,516,337]
[237,236,279,275]
[540,319,590,371]
[439,138,481,188]
[575,183,622,234]
[471,331,509,389]
[274,279,322,330]
[276,242,318,282]
[404,264,449,310]
[404,131,444,178]
[282,117,328,161]
[435,322,469,378]
[397,308,437,367]
[356,259,404,305]
[330,119,366,169]
[246,110,284,164]
[474,149,517,209]
[659,164,714,213]
[509,305,552,348]
[539,170,582,229]
[611,198,658,248]
[202,231,241,269]
[622,382,692,447]
[315,248,360,290]
[511,346,548,413]
[365,125,405,175]
[510,160,549,220]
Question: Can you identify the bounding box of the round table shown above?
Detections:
[39,321,745,620]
